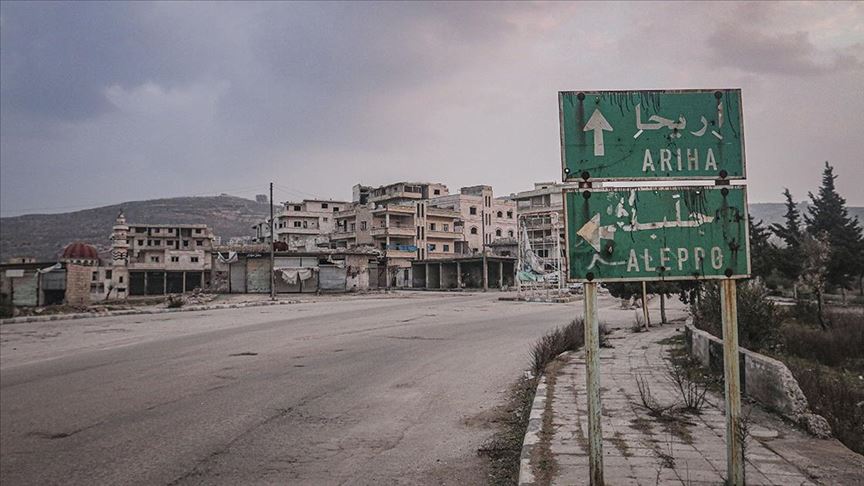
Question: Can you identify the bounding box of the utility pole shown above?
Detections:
[269,182,275,301]
[481,196,488,291]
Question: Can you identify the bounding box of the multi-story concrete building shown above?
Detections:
[253,199,350,250]
[333,182,461,287]
[119,217,215,296]
[429,185,516,254]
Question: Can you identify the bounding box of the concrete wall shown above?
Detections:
[65,264,92,306]
[685,324,811,419]
[344,255,369,291]
[245,258,271,293]
[2,270,38,307]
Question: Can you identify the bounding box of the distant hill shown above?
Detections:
[1,197,861,262]
[0,195,271,262]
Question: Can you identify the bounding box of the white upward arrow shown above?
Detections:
[583,109,613,157]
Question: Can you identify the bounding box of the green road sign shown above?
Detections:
[564,186,750,282]
[559,89,745,182]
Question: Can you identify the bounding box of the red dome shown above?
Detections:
[62,242,99,260]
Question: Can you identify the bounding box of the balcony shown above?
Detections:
[331,230,356,241]
[370,225,415,237]
[427,230,459,240]
[371,205,416,215]
[275,226,321,235]
[385,249,417,259]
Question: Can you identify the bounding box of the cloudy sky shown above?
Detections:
[1,1,862,216]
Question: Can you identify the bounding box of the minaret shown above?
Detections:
[111,211,130,299]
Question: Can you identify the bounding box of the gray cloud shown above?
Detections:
[707,27,863,76]
[2,1,863,217]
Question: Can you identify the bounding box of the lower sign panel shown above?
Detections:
[564,186,750,282]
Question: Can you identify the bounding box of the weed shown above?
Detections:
[665,357,711,413]
[529,319,584,376]
[477,374,538,485]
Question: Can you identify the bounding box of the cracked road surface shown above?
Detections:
[1,292,591,485]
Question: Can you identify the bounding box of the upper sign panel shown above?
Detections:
[559,89,745,182]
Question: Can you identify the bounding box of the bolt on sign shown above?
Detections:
[564,186,750,282]
[559,89,745,182]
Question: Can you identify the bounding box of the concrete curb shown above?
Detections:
[0,299,298,325]
[518,374,547,486]
[517,350,575,486]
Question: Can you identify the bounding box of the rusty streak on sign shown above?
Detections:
[564,186,750,282]
[559,89,745,182]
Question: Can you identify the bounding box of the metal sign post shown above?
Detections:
[721,279,744,485]
[583,281,604,485]
[559,89,751,485]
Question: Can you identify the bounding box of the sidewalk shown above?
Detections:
[520,324,864,485]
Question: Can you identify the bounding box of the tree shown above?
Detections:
[748,215,775,280]
[804,162,864,290]
[769,188,803,283]
[798,232,831,330]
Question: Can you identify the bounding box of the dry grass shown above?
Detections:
[530,319,584,376]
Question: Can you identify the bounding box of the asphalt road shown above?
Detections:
[0,292,610,485]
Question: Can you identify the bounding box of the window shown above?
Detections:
[195,229,202,234]
[443,244,449,252]
[294,205,302,211]
[303,220,308,228]
[150,256,160,263]
[323,217,329,222]
[508,230,514,237]
[495,229,502,237]
[470,226,478,235]
[153,228,160,234]
[137,239,144,246]
[171,256,180,263]
[497,211,503,218]
[196,240,203,246]
[443,224,449,232]
[92,271,98,281]
[434,189,441,195]
[294,221,302,228]
[360,221,367,230]
[119,276,124,283]
[183,240,189,247]
[350,223,356,231]
[507,211,513,218]
[105,270,112,279]
[321,203,329,209]
[428,244,437,251]
[191,257,199,263]
[429,223,437,231]
[333,207,339,212]
[154,240,161,246]
[469,206,477,215]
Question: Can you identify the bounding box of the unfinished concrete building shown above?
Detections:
[252,199,349,250]
[332,182,460,287]
[120,217,215,296]
[511,182,577,291]
[429,185,516,255]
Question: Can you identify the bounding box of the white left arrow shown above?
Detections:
[583,109,613,156]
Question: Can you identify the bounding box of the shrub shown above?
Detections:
[166,294,186,308]
[781,310,864,370]
[530,319,584,375]
[691,280,780,351]
[787,360,864,455]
